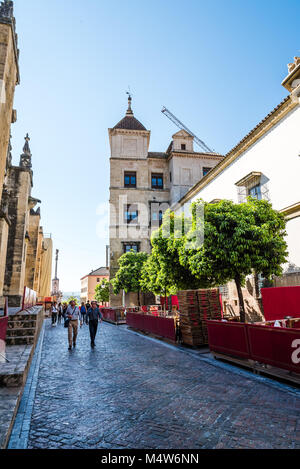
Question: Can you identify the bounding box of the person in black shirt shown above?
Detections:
[85,301,91,324]
[86,301,103,348]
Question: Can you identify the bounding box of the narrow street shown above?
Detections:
[8,321,300,449]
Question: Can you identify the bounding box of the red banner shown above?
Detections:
[0,297,8,342]
[127,312,176,341]
[261,286,300,321]
[207,320,300,374]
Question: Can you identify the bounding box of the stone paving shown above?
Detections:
[9,320,300,449]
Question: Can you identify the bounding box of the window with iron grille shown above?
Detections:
[151,173,164,190]
[124,204,138,224]
[123,242,140,253]
[152,210,163,227]
[248,184,262,200]
[124,171,136,188]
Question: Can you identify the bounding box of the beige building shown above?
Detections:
[109,97,223,306]
[0,1,19,302]
[80,267,109,304]
[0,2,52,308]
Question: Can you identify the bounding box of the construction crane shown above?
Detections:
[161,106,215,153]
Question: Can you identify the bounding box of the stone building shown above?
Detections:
[0,1,19,301]
[109,96,223,306]
[0,2,52,308]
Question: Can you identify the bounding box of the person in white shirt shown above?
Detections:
[66,301,82,350]
[51,302,58,326]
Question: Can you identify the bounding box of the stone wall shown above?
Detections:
[24,210,40,290]
[3,167,32,306]
[273,272,300,287]
[0,22,18,202]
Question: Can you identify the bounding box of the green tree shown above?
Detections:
[141,211,201,305]
[94,279,110,304]
[111,251,148,306]
[184,198,288,322]
[66,296,79,305]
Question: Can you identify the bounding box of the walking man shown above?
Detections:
[87,301,103,348]
[66,301,82,350]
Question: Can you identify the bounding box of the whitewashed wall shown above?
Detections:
[178,104,300,266]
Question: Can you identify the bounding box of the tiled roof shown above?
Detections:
[113,116,146,131]
[89,267,109,276]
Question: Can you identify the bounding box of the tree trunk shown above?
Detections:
[137,290,141,307]
[235,276,246,322]
[164,288,167,316]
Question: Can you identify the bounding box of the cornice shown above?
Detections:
[168,151,223,162]
[280,201,300,220]
[108,128,151,138]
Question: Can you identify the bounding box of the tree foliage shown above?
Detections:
[111,251,148,305]
[184,198,288,321]
[94,279,110,304]
[140,210,201,297]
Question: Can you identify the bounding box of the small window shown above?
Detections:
[123,242,139,253]
[203,167,212,177]
[152,173,164,190]
[170,172,172,183]
[248,184,262,200]
[152,210,163,227]
[124,204,138,224]
[181,144,186,150]
[124,171,136,188]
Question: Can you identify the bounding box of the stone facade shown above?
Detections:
[24,208,41,290]
[0,1,19,300]
[109,98,223,306]
[0,3,52,308]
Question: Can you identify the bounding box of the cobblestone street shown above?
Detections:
[9,320,300,449]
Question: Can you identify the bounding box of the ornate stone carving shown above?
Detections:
[287,56,300,74]
[0,0,13,19]
[0,185,9,215]
[19,134,32,169]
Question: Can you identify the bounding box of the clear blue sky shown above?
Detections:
[11,0,300,292]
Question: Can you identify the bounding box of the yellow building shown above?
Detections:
[80,267,109,304]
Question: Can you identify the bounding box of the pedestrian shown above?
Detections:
[66,300,82,350]
[80,302,87,325]
[62,302,68,320]
[51,302,58,326]
[85,300,91,324]
[58,303,63,324]
[86,301,103,348]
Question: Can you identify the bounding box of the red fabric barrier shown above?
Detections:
[101,308,117,322]
[247,324,300,374]
[127,313,176,341]
[261,286,300,321]
[206,320,300,374]
[206,320,251,358]
[0,297,8,342]
[0,317,8,342]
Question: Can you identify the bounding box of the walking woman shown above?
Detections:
[51,302,58,326]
